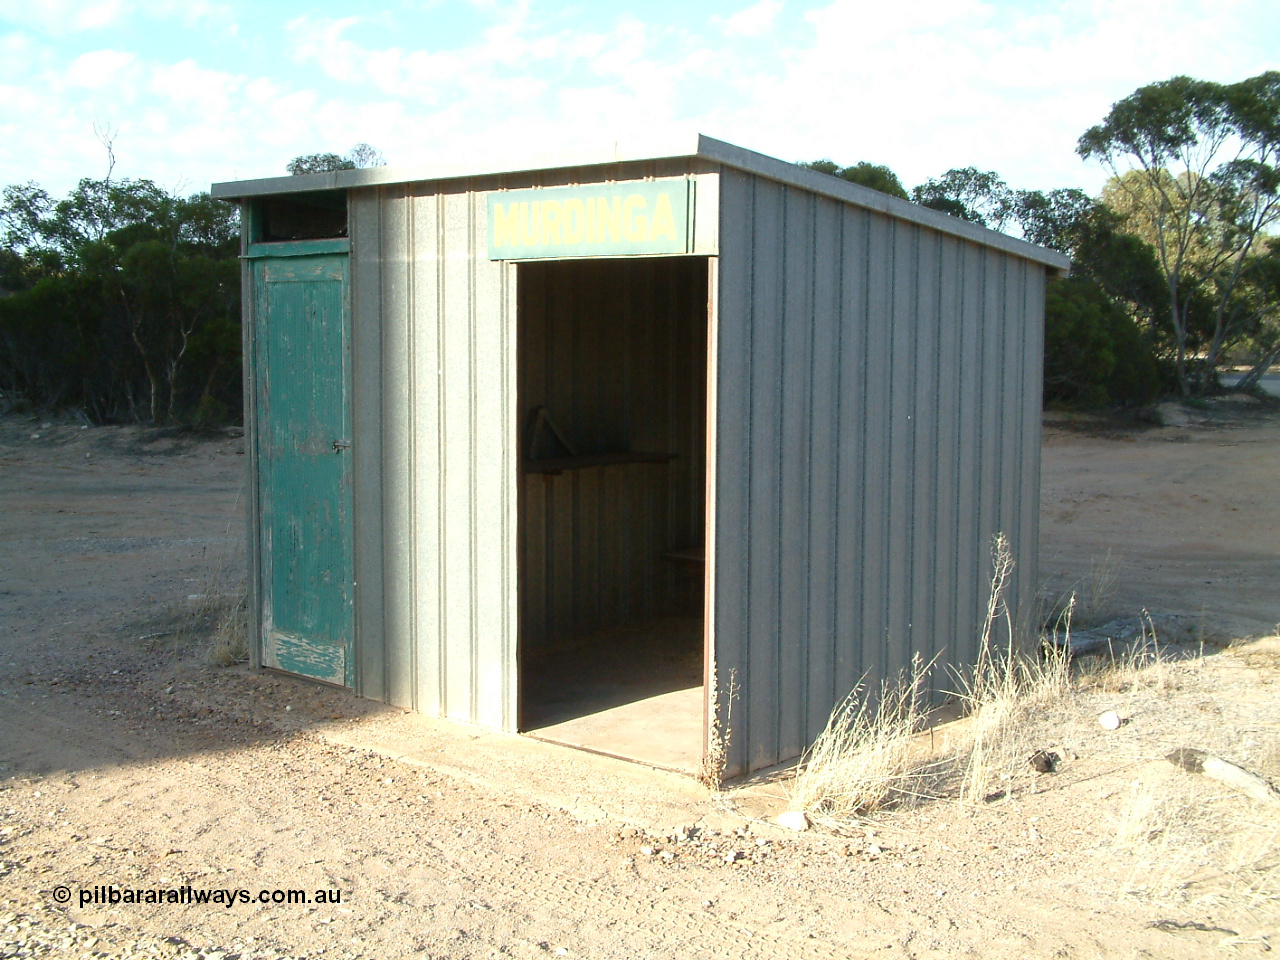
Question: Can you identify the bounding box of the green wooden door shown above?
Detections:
[254,253,353,686]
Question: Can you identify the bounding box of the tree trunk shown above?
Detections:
[1235,343,1280,391]
[1171,283,1190,397]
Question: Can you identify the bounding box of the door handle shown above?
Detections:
[332,439,352,453]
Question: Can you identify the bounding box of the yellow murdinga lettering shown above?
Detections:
[493,202,521,248]
[649,193,677,243]
[520,203,538,245]
[623,195,648,242]
[563,199,585,245]
[584,196,596,243]
[540,200,563,245]
[598,197,622,242]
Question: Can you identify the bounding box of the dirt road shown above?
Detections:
[1,407,1277,959]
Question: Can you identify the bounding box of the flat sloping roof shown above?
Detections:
[211,134,1072,271]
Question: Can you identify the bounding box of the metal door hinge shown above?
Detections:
[332,439,352,452]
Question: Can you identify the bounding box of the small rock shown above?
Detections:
[30,433,41,440]
[775,810,810,831]
[639,845,655,856]
[723,850,743,863]
[1029,749,1059,773]
[1098,711,1121,730]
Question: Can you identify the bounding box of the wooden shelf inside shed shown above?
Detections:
[522,451,677,475]
[662,546,705,564]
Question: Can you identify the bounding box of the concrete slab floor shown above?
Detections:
[527,685,703,773]
[315,707,797,839]
[317,711,714,832]
[520,616,704,774]
[312,616,803,835]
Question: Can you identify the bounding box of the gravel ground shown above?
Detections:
[1,409,1277,958]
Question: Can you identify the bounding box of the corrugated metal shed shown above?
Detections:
[214,136,1070,779]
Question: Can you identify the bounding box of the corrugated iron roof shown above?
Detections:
[211,134,1072,271]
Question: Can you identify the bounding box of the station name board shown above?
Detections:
[487,180,692,260]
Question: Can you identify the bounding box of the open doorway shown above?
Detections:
[517,256,710,773]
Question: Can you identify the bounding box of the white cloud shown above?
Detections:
[695,0,1280,192]
[66,49,137,88]
[714,0,784,39]
[0,0,227,34]
[75,0,124,30]
[1,0,1277,200]
[148,58,240,113]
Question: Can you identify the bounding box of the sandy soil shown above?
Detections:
[1,404,1278,960]
[1040,397,1280,637]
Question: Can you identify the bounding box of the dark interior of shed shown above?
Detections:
[256,192,347,241]
[516,256,709,773]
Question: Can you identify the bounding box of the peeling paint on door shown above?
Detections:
[253,253,353,686]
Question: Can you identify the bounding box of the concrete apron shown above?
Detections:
[316,710,795,837]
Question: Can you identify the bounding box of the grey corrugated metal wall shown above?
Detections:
[518,258,708,657]
[711,168,1045,777]
[349,180,518,730]
[346,163,718,733]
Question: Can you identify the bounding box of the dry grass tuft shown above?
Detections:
[1077,614,1181,695]
[207,593,249,666]
[790,534,1074,823]
[1078,550,1121,626]
[1113,773,1280,911]
[699,667,736,791]
[952,534,1072,801]
[786,529,1276,922]
[170,479,249,667]
[788,655,946,825]
[1046,549,1122,630]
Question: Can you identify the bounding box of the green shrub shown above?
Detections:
[1044,276,1160,407]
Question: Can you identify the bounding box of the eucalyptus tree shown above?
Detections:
[801,159,910,199]
[1078,72,1280,394]
[0,176,240,423]
[287,142,386,175]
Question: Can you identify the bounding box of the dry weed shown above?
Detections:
[1258,738,1280,781]
[1114,774,1280,911]
[954,654,1071,802]
[1078,613,1181,695]
[1078,550,1121,626]
[792,534,1075,821]
[698,667,736,790]
[788,655,946,826]
[952,534,1072,801]
[207,593,249,666]
[1046,550,1122,630]
[170,479,249,666]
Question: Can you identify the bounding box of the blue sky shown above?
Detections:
[1,0,1278,199]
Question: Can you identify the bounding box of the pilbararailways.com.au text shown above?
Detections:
[58,885,343,909]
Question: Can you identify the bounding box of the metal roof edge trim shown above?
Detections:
[693,135,1072,271]
[210,133,1071,271]
[209,135,705,201]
